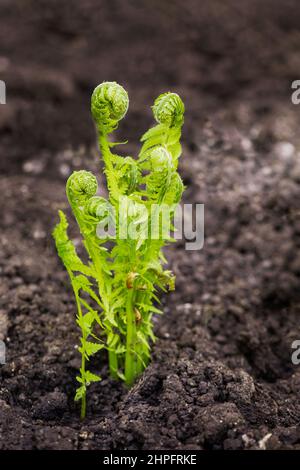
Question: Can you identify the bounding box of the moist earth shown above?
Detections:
[1,0,300,450]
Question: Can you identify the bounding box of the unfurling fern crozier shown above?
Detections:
[53,81,185,418]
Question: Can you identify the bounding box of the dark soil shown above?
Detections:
[1,0,300,450]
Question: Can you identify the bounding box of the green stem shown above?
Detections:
[70,271,87,420]
[98,132,121,202]
[80,388,86,421]
[98,132,114,171]
[89,243,119,380]
[125,289,136,387]
[134,291,145,377]
[135,343,143,376]
[109,350,118,379]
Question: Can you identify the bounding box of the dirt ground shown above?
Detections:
[1,0,300,450]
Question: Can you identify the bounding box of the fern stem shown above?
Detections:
[98,132,113,169]
[89,244,119,379]
[135,344,144,376]
[71,270,87,420]
[125,288,136,387]
[80,389,86,420]
[108,350,118,379]
[98,133,120,202]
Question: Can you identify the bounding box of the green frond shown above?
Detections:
[54,82,186,414]
[91,81,129,134]
[53,210,85,271]
[139,91,184,166]
[66,170,98,206]
[152,92,184,127]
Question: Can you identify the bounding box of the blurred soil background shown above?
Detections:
[1,0,300,449]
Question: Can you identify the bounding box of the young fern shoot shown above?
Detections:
[53,81,185,417]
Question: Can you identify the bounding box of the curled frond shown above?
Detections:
[91,81,129,134]
[149,146,173,171]
[85,196,108,219]
[66,170,98,205]
[115,156,140,195]
[84,196,115,242]
[140,92,184,165]
[152,92,184,127]
[164,172,185,205]
[143,146,174,203]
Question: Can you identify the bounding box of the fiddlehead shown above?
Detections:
[139,91,185,166]
[152,92,184,127]
[85,195,115,240]
[85,195,109,219]
[91,82,130,202]
[66,171,104,272]
[66,170,98,207]
[91,81,129,134]
[143,146,174,204]
[114,156,140,195]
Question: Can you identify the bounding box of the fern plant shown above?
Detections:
[53,81,185,418]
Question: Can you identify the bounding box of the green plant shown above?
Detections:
[53,81,185,418]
